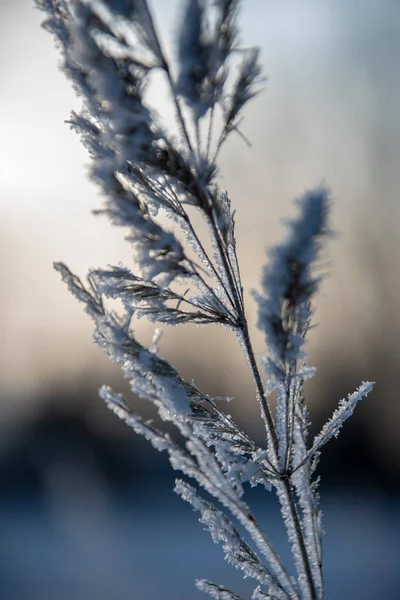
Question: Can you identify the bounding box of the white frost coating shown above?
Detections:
[40,1,376,599]
[175,0,245,126]
[55,262,194,420]
[176,437,297,599]
[254,188,330,368]
[196,580,244,600]
[310,381,374,457]
[226,47,263,128]
[275,481,311,600]
[175,480,286,596]
[290,410,324,598]
[252,586,283,600]
[100,385,174,452]
[190,405,273,495]
[150,327,163,354]
[99,387,217,488]
[100,322,193,418]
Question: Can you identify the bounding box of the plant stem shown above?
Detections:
[159,37,319,595]
[209,208,318,598]
[195,162,319,600]
[239,320,319,600]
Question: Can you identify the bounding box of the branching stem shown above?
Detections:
[208,221,320,599]
[239,321,319,600]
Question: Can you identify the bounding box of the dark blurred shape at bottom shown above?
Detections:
[0,399,398,599]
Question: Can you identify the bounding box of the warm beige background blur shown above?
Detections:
[1,0,399,466]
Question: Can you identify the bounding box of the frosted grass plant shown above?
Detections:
[35,1,374,598]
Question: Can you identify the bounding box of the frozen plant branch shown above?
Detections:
[36,1,375,599]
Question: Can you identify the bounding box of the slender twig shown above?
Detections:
[210,230,318,600]
[204,397,280,477]
[206,105,215,162]
[163,62,198,169]
[241,327,317,600]
[157,174,239,317]
[180,205,238,313]
[187,436,299,600]
[196,206,318,598]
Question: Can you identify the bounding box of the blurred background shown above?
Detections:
[0,0,399,598]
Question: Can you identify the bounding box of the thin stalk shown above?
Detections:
[210,212,245,315]
[232,504,299,600]
[160,170,237,311]
[204,397,280,477]
[290,450,317,477]
[208,211,321,598]
[196,221,318,598]
[284,368,296,474]
[195,119,202,164]
[199,184,246,320]
[206,104,215,162]
[196,181,320,598]
[161,176,238,313]
[163,63,198,168]
[187,436,299,600]
[239,323,278,451]
[239,323,319,600]
[281,482,318,600]
[209,231,319,599]
[181,209,237,313]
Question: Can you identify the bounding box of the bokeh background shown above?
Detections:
[1,0,399,598]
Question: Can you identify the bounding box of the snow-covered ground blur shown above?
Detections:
[0,490,398,600]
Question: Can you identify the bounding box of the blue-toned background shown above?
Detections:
[0,0,399,598]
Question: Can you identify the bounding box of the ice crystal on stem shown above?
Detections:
[36,1,374,599]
